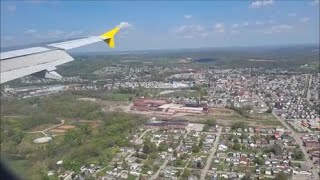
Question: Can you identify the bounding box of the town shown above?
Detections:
[1,61,319,180]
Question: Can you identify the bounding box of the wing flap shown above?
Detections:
[0,50,73,83]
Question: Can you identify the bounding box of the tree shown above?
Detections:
[233,143,241,150]
[240,133,248,140]
[143,138,157,154]
[196,161,202,168]
[205,119,216,126]
[253,157,264,165]
[198,138,204,148]
[114,162,118,168]
[158,143,168,152]
[176,159,183,166]
[274,172,287,180]
[231,121,246,130]
[11,131,24,144]
[241,172,251,180]
[122,159,129,170]
[292,149,304,160]
[192,143,200,153]
[79,125,92,136]
[202,124,209,132]
[271,144,283,155]
[182,168,191,178]
[266,107,273,113]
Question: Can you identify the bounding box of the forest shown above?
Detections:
[0,93,147,180]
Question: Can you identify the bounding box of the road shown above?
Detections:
[272,112,319,180]
[178,159,191,180]
[125,129,150,161]
[200,127,222,180]
[306,74,312,101]
[150,131,189,180]
[25,119,65,136]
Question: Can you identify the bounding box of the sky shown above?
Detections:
[1,0,319,51]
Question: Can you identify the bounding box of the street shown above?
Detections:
[200,127,222,180]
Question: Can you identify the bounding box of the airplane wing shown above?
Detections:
[0,26,120,84]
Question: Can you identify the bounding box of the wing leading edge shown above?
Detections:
[0,26,121,84]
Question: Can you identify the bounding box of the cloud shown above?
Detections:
[255,21,265,25]
[250,0,274,8]
[25,0,60,5]
[24,29,37,34]
[214,23,225,33]
[300,17,310,23]
[242,21,249,27]
[268,19,275,24]
[65,30,84,38]
[288,13,297,17]
[230,30,240,34]
[311,0,319,6]
[3,5,16,12]
[27,0,44,4]
[184,15,192,19]
[117,22,132,29]
[231,22,250,30]
[47,30,64,38]
[173,25,208,38]
[2,36,14,41]
[262,24,293,34]
[231,24,240,28]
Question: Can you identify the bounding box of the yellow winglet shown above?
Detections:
[99,26,120,48]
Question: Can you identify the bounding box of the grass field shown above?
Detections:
[179,108,282,127]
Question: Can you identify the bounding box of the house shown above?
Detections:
[255,127,261,133]
[265,168,272,175]
[265,160,271,166]
[256,168,261,175]
[274,132,281,139]
[130,163,140,171]
[239,157,248,165]
[305,140,320,149]
[120,170,128,179]
[218,144,228,151]
[261,139,268,145]
[188,175,198,180]
[281,135,292,143]
[261,128,267,134]
[220,174,228,179]
[272,168,280,174]
[213,159,220,163]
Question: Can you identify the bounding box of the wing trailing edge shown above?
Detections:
[0,25,122,84]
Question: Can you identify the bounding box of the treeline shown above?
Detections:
[1,93,104,120]
[45,112,147,172]
[226,105,252,118]
[1,103,147,179]
[21,112,60,130]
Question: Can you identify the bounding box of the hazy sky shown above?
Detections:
[1,0,319,51]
